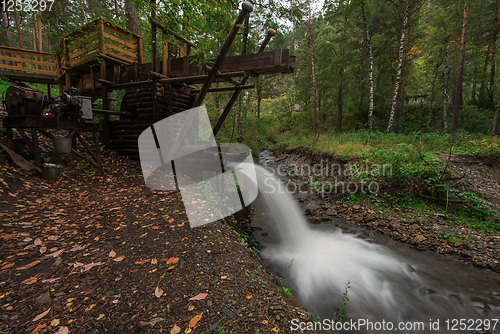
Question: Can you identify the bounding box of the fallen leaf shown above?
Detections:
[47,236,59,241]
[31,323,46,334]
[166,257,175,265]
[32,307,51,322]
[152,226,159,230]
[42,277,61,283]
[21,277,38,285]
[189,293,208,301]
[57,326,69,334]
[39,246,47,254]
[94,237,99,241]
[109,250,116,258]
[44,249,64,258]
[70,245,86,252]
[16,252,29,256]
[168,218,175,223]
[50,318,60,326]
[16,260,40,270]
[188,314,202,328]
[170,325,181,334]
[1,262,14,270]
[96,314,105,321]
[34,238,42,246]
[49,247,58,252]
[246,294,252,299]
[151,258,158,265]
[113,255,126,262]
[155,286,164,298]
[185,329,192,334]
[221,276,227,280]
[134,259,150,265]
[115,274,122,281]
[187,305,195,311]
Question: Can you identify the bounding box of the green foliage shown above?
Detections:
[333,281,351,324]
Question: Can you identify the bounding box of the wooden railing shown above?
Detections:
[0,45,59,78]
[60,19,143,69]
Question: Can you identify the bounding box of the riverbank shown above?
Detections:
[268,147,500,273]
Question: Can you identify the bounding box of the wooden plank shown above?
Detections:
[69,53,98,67]
[274,49,282,66]
[0,54,55,67]
[108,80,152,89]
[104,43,137,58]
[0,45,54,57]
[69,45,98,60]
[68,36,97,52]
[0,63,55,76]
[101,52,133,65]
[103,22,141,40]
[103,32,138,49]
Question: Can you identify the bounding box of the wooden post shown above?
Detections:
[31,128,42,169]
[98,19,105,55]
[164,2,254,165]
[138,37,144,64]
[213,28,276,136]
[64,39,71,89]
[193,1,253,107]
[101,80,110,148]
[162,31,168,75]
[151,0,157,73]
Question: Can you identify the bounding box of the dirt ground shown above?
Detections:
[0,138,317,334]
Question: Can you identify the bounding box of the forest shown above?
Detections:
[1,0,499,140]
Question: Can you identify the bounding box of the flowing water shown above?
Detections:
[244,151,500,333]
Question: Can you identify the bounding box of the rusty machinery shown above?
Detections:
[3,85,93,124]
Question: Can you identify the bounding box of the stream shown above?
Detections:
[249,151,500,333]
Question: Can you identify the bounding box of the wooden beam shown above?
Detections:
[193,1,253,107]
[158,71,246,84]
[93,109,132,117]
[107,80,152,89]
[163,2,253,168]
[213,28,276,136]
[149,17,195,47]
[191,84,254,93]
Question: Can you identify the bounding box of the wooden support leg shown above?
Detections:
[31,128,42,169]
[75,132,98,164]
[17,128,34,152]
[94,129,102,171]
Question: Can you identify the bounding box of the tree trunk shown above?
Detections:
[14,11,23,49]
[37,8,42,52]
[80,0,85,25]
[236,95,242,141]
[257,77,262,119]
[452,2,469,132]
[3,12,13,47]
[361,3,375,131]
[125,0,139,34]
[489,0,499,105]
[443,43,450,133]
[451,16,459,114]
[308,17,319,135]
[387,1,410,133]
[46,19,50,53]
[427,65,439,127]
[492,97,500,135]
[334,20,347,135]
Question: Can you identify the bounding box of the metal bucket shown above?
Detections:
[52,138,72,153]
[42,163,61,182]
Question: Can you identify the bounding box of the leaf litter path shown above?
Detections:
[0,158,311,334]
